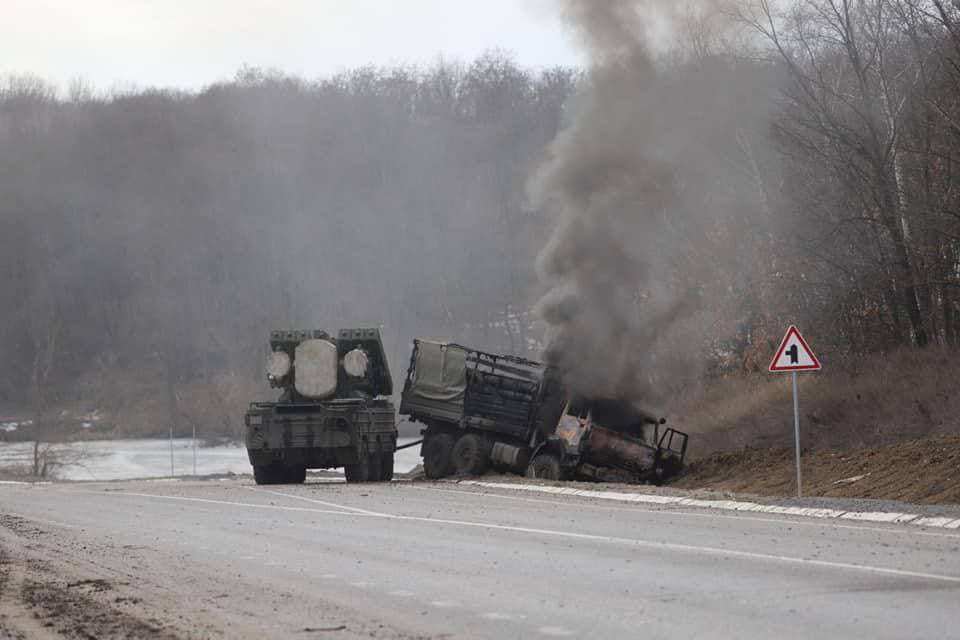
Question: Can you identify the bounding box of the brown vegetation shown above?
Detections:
[672,347,960,455]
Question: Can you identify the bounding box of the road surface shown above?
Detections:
[0,478,958,638]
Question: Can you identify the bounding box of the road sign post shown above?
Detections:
[769,326,821,498]
[792,371,800,496]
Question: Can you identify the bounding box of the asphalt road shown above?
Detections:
[1,478,958,639]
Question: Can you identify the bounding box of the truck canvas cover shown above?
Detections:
[403,341,468,423]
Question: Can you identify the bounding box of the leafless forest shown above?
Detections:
[2,1,959,440]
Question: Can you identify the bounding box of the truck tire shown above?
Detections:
[380,453,395,482]
[423,433,455,479]
[526,453,562,481]
[344,453,371,483]
[451,434,489,476]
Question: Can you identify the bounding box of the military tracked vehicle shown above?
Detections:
[244,328,397,484]
[399,339,687,483]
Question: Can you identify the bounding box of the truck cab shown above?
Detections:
[527,398,688,484]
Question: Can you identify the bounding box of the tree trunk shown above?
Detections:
[879,174,928,346]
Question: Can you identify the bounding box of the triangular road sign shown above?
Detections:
[769,325,821,372]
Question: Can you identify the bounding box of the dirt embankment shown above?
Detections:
[658,347,960,504]
[672,433,960,505]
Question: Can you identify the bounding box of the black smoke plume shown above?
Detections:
[532,0,750,404]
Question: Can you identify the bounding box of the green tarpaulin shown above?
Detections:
[407,341,467,406]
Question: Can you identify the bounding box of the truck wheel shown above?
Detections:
[451,434,489,476]
[380,453,395,482]
[422,433,455,479]
[527,453,562,481]
[344,454,371,483]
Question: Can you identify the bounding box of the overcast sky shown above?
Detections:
[1,0,583,91]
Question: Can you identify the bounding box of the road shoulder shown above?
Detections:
[0,515,183,639]
[455,478,960,530]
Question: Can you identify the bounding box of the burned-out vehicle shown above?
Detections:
[244,328,397,484]
[398,339,688,483]
[528,398,687,483]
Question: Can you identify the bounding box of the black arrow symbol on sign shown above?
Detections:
[786,344,799,364]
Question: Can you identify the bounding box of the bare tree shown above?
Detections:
[739,0,938,346]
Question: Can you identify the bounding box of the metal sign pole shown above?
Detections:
[192,425,197,476]
[169,426,174,477]
[792,371,802,498]
[770,326,819,499]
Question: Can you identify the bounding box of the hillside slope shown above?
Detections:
[670,347,960,456]
[672,434,960,505]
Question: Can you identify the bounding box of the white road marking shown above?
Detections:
[98,489,960,585]
[538,626,576,636]
[481,612,526,621]
[99,491,362,516]
[840,511,917,523]
[406,485,960,539]
[245,487,383,516]
[914,516,959,528]
[389,590,416,597]
[459,481,960,531]
[350,581,372,588]
[319,573,338,579]
[429,600,460,608]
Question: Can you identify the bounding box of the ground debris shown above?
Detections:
[22,577,179,639]
[0,538,182,640]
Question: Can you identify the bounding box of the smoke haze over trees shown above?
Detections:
[2,0,959,439]
[0,55,577,437]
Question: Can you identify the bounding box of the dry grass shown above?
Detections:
[670,346,960,456]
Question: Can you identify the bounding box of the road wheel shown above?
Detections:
[526,453,562,481]
[451,434,489,476]
[344,453,371,483]
[422,433,455,479]
[380,453,395,482]
[286,465,307,484]
[253,464,280,485]
[368,446,383,482]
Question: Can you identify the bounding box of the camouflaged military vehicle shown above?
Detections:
[399,339,688,483]
[244,328,397,484]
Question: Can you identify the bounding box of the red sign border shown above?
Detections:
[768,325,822,372]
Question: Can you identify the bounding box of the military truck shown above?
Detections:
[244,328,397,484]
[527,397,687,483]
[398,339,688,483]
